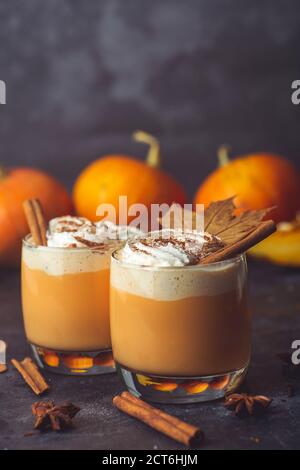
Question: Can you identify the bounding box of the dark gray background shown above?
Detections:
[1,2,300,451]
[0,0,299,197]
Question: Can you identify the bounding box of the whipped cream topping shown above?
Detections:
[23,217,144,275]
[119,230,224,267]
[46,216,143,248]
[95,221,143,241]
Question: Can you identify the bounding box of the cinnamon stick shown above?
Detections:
[11,357,49,395]
[201,220,276,264]
[23,199,47,246]
[121,391,200,437]
[113,392,203,447]
[31,199,47,246]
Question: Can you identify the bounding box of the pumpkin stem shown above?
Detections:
[218,144,231,167]
[133,131,161,168]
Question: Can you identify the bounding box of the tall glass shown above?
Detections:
[110,253,250,403]
[21,235,117,375]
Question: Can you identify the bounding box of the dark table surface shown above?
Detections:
[0,260,300,450]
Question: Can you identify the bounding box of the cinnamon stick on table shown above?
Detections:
[23,198,47,246]
[202,220,276,264]
[113,391,203,447]
[11,357,49,395]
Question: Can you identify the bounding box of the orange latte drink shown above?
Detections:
[22,216,141,375]
[110,230,250,402]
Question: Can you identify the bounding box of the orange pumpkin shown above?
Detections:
[249,217,300,267]
[194,147,300,224]
[73,132,187,223]
[0,167,73,266]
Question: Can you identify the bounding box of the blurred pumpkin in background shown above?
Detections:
[73,131,187,222]
[249,217,300,267]
[0,167,72,266]
[194,146,300,224]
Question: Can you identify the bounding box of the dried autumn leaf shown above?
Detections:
[204,197,272,245]
[160,198,272,246]
[204,197,236,234]
[158,197,275,263]
[213,208,270,245]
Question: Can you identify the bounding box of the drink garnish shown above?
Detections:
[23,198,47,246]
[113,391,203,447]
[224,392,272,416]
[31,400,80,431]
[160,197,276,264]
[11,357,49,395]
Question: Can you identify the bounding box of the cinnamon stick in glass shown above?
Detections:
[23,198,47,246]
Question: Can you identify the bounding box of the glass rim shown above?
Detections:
[22,233,116,253]
[111,248,246,272]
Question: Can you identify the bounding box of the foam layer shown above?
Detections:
[111,255,247,300]
[95,221,142,241]
[47,217,142,248]
[23,217,144,275]
[119,230,224,267]
[23,243,112,275]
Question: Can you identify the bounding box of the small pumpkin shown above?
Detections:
[194,146,300,224]
[249,216,300,267]
[73,131,187,223]
[0,167,72,266]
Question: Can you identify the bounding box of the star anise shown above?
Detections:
[32,400,80,431]
[224,393,272,417]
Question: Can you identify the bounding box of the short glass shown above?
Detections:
[110,252,251,403]
[21,235,117,375]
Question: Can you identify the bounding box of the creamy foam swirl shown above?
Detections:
[47,216,143,248]
[95,221,143,241]
[24,217,144,276]
[119,230,224,267]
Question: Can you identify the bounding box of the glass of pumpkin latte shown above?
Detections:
[21,216,141,375]
[110,230,251,403]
